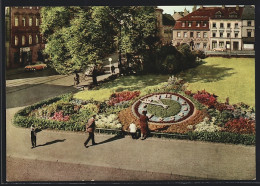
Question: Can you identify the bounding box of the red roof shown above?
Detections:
[173,6,244,30]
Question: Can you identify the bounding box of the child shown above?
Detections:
[129,122,137,139]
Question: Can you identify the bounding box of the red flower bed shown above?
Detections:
[193,90,217,108]
[224,117,255,134]
[108,91,140,106]
[49,111,70,121]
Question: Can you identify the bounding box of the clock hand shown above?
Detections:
[141,100,169,108]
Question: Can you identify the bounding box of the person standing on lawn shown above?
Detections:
[84,115,97,148]
[139,111,153,140]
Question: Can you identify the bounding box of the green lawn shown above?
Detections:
[178,57,255,107]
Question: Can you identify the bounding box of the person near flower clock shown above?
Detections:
[84,115,97,148]
[139,111,153,140]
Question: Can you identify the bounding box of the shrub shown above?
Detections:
[194,117,222,133]
[224,117,255,134]
[187,131,255,145]
[96,114,122,129]
[49,111,70,121]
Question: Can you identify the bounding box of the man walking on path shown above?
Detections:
[84,115,97,148]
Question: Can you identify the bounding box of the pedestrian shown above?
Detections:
[129,122,137,139]
[31,125,37,148]
[139,111,153,140]
[111,65,115,74]
[84,115,97,148]
[74,73,80,86]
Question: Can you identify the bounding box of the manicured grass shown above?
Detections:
[178,57,255,107]
[147,99,181,118]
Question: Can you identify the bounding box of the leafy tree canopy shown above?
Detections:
[40,6,159,75]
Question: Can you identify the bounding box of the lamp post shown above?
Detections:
[109,57,112,73]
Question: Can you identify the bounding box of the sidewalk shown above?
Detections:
[6,107,255,181]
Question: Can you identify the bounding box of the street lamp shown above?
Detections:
[109,57,112,73]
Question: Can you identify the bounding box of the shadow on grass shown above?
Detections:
[37,139,66,148]
[95,74,169,91]
[178,64,236,83]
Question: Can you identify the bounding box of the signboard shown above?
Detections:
[20,47,30,52]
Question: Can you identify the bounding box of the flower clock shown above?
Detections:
[132,93,195,124]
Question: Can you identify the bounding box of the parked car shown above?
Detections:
[213,48,226,52]
[24,62,47,71]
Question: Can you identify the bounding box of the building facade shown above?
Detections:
[241,5,255,50]
[172,6,213,50]
[5,6,45,69]
[209,5,244,51]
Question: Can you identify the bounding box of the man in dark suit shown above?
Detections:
[31,125,37,148]
[84,115,97,148]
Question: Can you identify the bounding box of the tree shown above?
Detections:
[40,6,159,80]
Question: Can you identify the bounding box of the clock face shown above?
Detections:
[132,93,195,124]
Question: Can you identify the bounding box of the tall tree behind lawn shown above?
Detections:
[40,6,158,75]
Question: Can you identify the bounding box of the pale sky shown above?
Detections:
[158,6,193,15]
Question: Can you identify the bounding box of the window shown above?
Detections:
[212,32,216,37]
[229,12,237,18]
[220,23,224,28]
[203,32,207,38]
[29,7,32,9]
[184,32,187,38]
[220,32,223,38]
[219,42,224,48]
[29,35,32,44]
[215,11,222,18]
[196,22,200,27]
[15,17,19,26]
[203,43,207,49]
[235,32,238,38]
[177,32,181,37]
[188,22,192,27]
[36,35,39,43]
[227,23,231,28]
[227,33,230,38]
[247,21,251,26]
[235,23,238,28]
[15,35,19,46]
[197,32,201,38]
[196,43,200,49]
[36,17,39,26]
[212,41,217,48]
[247,31,251,37]
[182,22,185,27]
[203,22,207,27]
[22,35,26,45]
[29,17,33,26]
[22,17,26,26]
[190,32,194,37]
[212,23,216,28]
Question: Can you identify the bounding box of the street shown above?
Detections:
[5,59,256,181]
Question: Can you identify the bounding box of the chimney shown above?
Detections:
[236,5,239,10]
[222,5,225,9]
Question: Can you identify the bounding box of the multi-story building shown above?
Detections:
[172,6,214,50]
[209,5,244,51]
[241,5,255,50]
[5,6,45,69]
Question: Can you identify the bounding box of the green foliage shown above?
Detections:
[147,99,181,118]
[187,131,255,145]
[162,14,175,26]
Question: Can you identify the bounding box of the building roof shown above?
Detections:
[173,6,244,30]
[241,5,255,20]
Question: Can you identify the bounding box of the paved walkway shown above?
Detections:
[6,107,255,181]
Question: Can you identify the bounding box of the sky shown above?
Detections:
[158,6,193,15]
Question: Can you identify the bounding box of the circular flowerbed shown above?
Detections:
[132,93,195,124]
